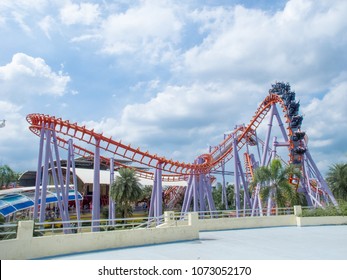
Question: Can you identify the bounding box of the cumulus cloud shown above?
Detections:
[60,2,100,25]
[302,81,347,147]
[0,100,36,171]
[76,1,347,169]
[100,0,183,63]
[1,0,346,173]
[182,0,347,93]
[82,81,262,162]
[0,53,71,170]
[0,53,70,98]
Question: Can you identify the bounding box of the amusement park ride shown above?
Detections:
[26,82,337,230]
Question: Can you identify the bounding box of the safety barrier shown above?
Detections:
[1,206,347,259]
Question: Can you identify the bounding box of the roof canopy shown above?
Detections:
[0,186,82,217]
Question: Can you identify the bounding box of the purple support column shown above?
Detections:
[52,130,69,218]
[148,173,156,219]
[181,174,193,215]
[33,125,45,220]
[48,151,69,232]
[235,152,252,211]
[65,141,71,199]
[252,104,275,217]
[109,158,115,225]
[39,129,52,223]
[92,137,101,231]
[254,130,262,164]
[273,105,289,142]
[233,135,240,217]
[203,175,216,215]
[304,149,338,206]
[148,163,163,224]
[68,139,81,225]
[300,156,314,207]
[221,159,228,209]
[155,163,163,224]
[193,172,198,212]
[198,173,205,212]
[266,137,278,216]
[261,104,275,166]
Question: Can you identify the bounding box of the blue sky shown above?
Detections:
[0,0,347,177]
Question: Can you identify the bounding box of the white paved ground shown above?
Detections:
[47,225,347,260]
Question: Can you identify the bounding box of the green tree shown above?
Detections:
[0,165,18,187]
[326,163,347,201]
[109,168,143,219]
[139,185,152,212]
[250,159,301,213]
[212,183,235,210]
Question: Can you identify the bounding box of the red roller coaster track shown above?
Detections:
[26,93,293,181]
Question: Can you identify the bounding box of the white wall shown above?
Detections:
[0,213,199,260]
[1,207,347,260]
[196,215,297,231]
[296,216,347,227]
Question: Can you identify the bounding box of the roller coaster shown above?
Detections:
[26,82,337,229]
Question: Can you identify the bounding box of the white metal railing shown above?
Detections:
[33,215,168,236]
[0,223,18,240]
[7,207,297,238]
[195,207,295,219]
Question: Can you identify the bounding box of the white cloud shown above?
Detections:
[70,34,101,43]
[11,11,32,34]
[301,81,347,172]
[182,0,347,93]
[1,0,346,174]
[38,15,55,39]
[0,0,48,13]
[60,2,100,25]
[0,100,35,171]
[302,82,347,139]
[0,53,70,98]
[100,0,183,63]
[0,101,23,139]
[83,81,262,162]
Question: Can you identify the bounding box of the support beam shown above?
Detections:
[92,137,101,232]
[109,158,115,225]
[33,125,45,220]
[68,139,81,227]
[304,149,338,206]
[233,134,241,217]
[38,128,51,223]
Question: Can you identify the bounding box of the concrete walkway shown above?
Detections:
[47,225,347,260]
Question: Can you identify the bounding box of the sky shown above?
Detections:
[0,0,347,177]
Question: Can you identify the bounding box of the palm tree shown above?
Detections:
[212,183,235,210]
[251,158,301,215]
[0,165,18,188]
[109,168,143,220]
[139,185,152,212]
[326,163,347,201]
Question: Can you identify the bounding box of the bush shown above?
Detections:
[302,201,347,217]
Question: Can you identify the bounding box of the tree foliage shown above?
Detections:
[250,159,301,208]
[109,168,143,219]
[0,165,18,187]
[326,163,347,201]
[212,183,235,210]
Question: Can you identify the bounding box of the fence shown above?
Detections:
[0,206,305,239]
[2,206,347,259]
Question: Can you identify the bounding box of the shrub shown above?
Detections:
[302,201,347,217]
